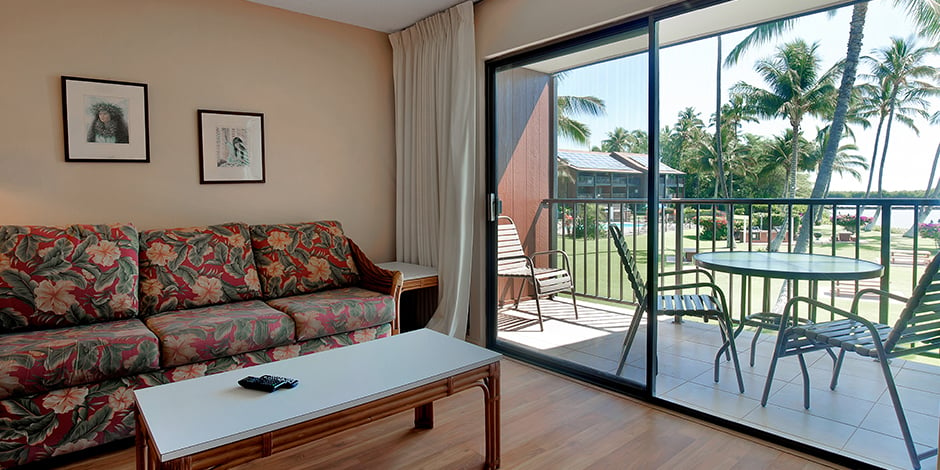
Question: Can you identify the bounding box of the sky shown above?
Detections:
[556,0,940,193]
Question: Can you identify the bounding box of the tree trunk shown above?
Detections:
[714,36,731,200]
[768,121,801,253]
[865,93,899,231]
[799,1,865,242]
[863,115,886,198]
[903,139,940,237]
[775,2,867,312]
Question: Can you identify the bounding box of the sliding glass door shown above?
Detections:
[487,0,940,468]
[487,22,652,392]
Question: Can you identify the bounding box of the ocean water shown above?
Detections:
[836,208,940,231]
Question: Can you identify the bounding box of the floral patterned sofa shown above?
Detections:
[0,221,401,468]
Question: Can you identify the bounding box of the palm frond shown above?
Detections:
[557,95,606,117]
[558,116,592,145]
[723,19,797,67]
[893,0,940,40]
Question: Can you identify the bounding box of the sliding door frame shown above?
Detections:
[484,0,871,467]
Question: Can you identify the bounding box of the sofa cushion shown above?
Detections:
[0,318,159,400]
[266,287,395,341]
[144,300,295,368]
[139,223,261,317]
[0,224,139,332]
[250,221,359,299]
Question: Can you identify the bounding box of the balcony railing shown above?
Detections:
[538,197,939,359]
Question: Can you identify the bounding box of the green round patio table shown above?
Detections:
[693,251,883,281]
[692,251,884,367]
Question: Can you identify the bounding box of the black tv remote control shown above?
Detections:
[238,375,299,392]
[263,375,299,388]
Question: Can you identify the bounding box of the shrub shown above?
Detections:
[697,217,745,240]
[573,204,606,239]
[919,223,940,248]
[835,214,873,233]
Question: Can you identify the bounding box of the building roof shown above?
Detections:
[612,152,684,175]
[557,150,639,173]
[557,150,683,175]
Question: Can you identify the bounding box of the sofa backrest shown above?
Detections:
[138,223,261,316]
[250,221,360,299]
[0,223,139,332]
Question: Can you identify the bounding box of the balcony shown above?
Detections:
[496,198,940,470]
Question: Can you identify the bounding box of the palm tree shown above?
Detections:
[716,93,758,145]
[809,126,869,225]
[600,127,632,152]
[664,108,713,196]
[671,108,708,168]
[708,94,758,196]
[693,135,732,198]
[674,107,706,142]
[738,134,788,198]
[759,129,818,183]
[734,40,837,200]
[556,95,606,147]
[732,40,837,251]
[810,126,868,193]
[859,36,938,228]
[624,129,649,153]
[856,77,933,192]
[923,111,940,200]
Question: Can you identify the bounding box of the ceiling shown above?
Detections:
[523,0,852,74]
[245,0,466,33]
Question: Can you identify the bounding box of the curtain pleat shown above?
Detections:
[389,2,476,338]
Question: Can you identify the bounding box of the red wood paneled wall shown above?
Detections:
[495,67,552,305]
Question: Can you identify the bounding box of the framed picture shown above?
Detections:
[61,76,149,162]
[198,110,265,184]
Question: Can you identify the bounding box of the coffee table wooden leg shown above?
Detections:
[415,402,434,428]
[135,411,146,470]
[161,458,191,470]
[484,361,501,469]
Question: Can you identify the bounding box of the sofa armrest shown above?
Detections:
[348,238,403,334]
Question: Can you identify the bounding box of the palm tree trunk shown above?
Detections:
[769,120,803,252]
[903,139,940,237]
[714,36,731,199]
[863,116,886,198]
[865,96,899,231]
[784,2,867,311]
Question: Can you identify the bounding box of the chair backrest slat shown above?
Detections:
[898,326,940,343]
[885,252,940,354]
[892,342,940,357]
[610,226,646,304]
[917,292,940,304]
[497,216,529,273]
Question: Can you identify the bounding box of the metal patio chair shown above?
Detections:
[761,253,940,469]
[610,225,745,393]
[496,216,578,331]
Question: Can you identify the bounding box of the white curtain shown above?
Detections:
[389,1,476,338]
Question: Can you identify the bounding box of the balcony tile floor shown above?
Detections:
[497,298,939,470]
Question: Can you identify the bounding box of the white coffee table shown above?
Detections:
[134,329,502,469]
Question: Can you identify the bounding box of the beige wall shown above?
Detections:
[0,0,395,259]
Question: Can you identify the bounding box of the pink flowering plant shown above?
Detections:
[835,214,872,234]
[919,223,940,248]
[697,216,744,240]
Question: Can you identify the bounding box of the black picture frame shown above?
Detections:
[62,76,150,162]
[198,110,266,184]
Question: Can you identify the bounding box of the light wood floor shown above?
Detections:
[47,359,844,470]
